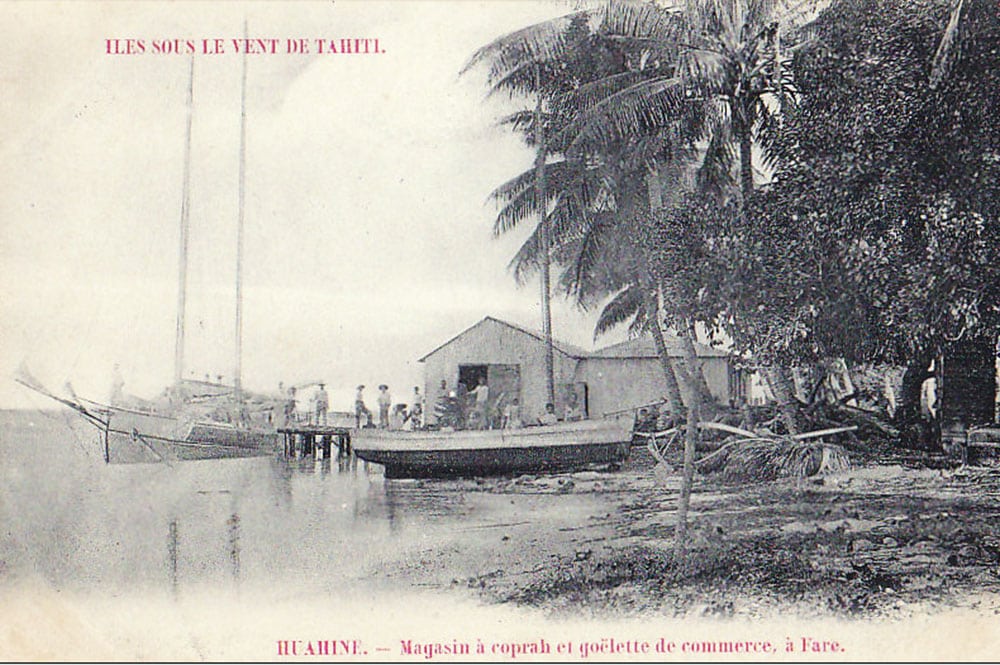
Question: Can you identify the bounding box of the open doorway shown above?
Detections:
[457,365,488,394]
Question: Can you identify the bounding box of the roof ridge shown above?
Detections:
[419,316,591,362]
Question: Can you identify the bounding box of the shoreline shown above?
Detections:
[384,452,1000,622]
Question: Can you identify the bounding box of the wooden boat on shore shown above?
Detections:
[352,417,633,478]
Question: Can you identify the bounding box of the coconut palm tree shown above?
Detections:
[464,9,698,413]
[462,12,591,407]
[563,0,827,444]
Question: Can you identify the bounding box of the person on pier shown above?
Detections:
[537,402,558,426]
[314,383,329,425]
[377,384,392,429]
[411,386,424,428]
[471,377,490,429]
[355,385,371,428]
[283,386,298,426]
[502,397,523,430]
[389,403,407,430]
[564,391,584,422]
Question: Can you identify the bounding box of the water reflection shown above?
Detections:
[0,415,617,599]
[226,513,240,581]
[168,519,179,594]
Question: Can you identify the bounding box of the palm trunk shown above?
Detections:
[646,297,685,416]
[738,116,754,205]
[681,317,715,406]
[895,347,934,430]
[673,324,702,562]
[533,65,555,406]
[642,164,684,416]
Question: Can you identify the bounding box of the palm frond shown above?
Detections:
[753,98,785,172]
[558,69,649,115]
[508,222,543,285]
[460,11,588,88]
[483,59,543,98]
[490,159,578,235]
[508,193,588,285]
[567,214,613,302]
[595,283,646,339]
[678,47,736,99]
[599,0,687,43]
[929,0,965,89]
[496,110,535,134]
[695,105,736,198]
[564,75,688,148]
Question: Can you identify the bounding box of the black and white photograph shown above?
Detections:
[1,1,999,661]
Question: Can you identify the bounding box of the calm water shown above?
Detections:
[0,409,617,600]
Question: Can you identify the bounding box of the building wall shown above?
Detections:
[421,319,579,424]
[575,357,731,416]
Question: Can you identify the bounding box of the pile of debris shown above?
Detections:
[636,421,854,482]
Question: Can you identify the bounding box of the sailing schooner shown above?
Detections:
[18,45,280,463]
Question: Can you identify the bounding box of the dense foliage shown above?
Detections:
[743,0,1000,370]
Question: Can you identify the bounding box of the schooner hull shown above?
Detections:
[353,418,632,478]
[105,407,278,462]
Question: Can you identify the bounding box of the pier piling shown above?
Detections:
[278,426,352,460]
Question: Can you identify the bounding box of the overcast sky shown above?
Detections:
[0,1,634,410]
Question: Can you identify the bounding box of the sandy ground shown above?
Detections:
[383,449,1000,622]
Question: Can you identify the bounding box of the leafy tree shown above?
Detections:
[751,0,1000,438]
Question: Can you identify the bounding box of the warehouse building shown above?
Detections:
[419,316,742,425]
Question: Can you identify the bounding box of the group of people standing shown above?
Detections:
[354,384,423,431]
[281,382,329,426]
[430,378,580,430]
[279,378,584,431]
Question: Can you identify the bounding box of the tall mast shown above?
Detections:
[234,20,248,403]
[174,57,194,387]
[533,63,555,406]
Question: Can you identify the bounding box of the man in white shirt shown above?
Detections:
[471,378,490,429]
[377,384,392,429]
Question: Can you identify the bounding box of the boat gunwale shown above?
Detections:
[354,418,629,438]
[352,418,633,452]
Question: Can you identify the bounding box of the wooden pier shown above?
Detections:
[277,425,353,459]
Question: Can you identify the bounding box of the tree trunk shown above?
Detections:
[894,347,935,431]
[533,66,555,406]
[644,291,685,416]
[673,325,702,562]
[764,364,800,435]
[640,167,684,416]
[738,104,754,205]
[680,318,715,406]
